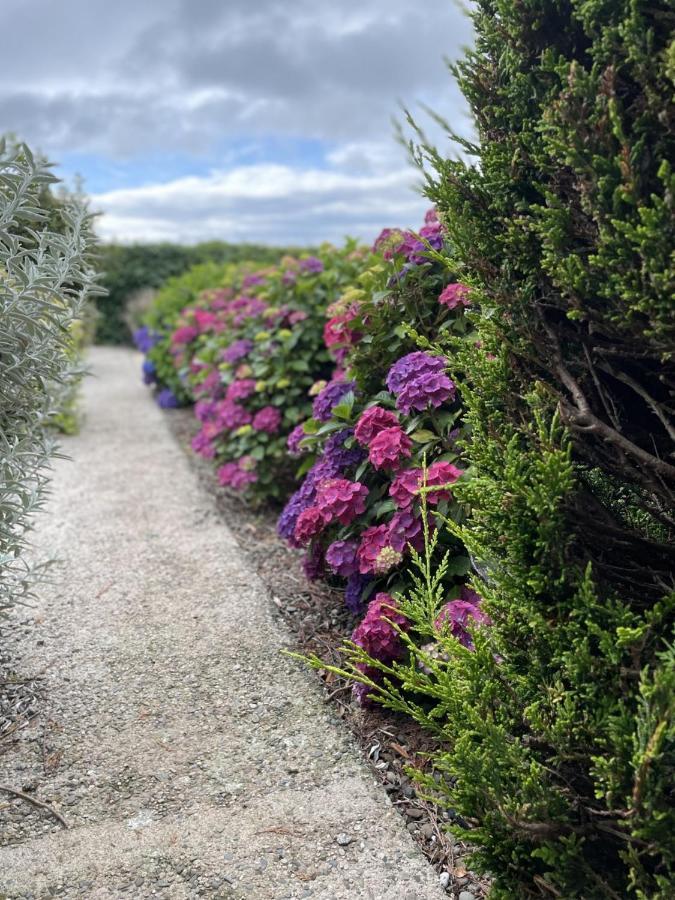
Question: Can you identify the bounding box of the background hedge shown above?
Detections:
[95,241,287,345]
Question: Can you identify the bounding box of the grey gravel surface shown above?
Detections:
[0,346,445,900]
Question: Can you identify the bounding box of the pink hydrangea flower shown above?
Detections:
[354,406,400,446]
[425,461,463,502]
[368,426,412,470]
[229,465,257,491]
[389,468,424,508]
[171,325,199,346]
[191,429,215,459]
[202,419,227,440]
[325,539,360,577]
[315,478,368,525]
[351,593,409,663]
[389,462,463,508]
[217,458,258,491]
[217,462,238,486]
[252,406,282,434]
[358,525,399,575]
[226,379,256,403]
[193,309,219,332]
[214,401,252,430]
[439,282,471,310]
[293,507,326,545]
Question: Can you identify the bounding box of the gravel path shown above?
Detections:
[0,346,444,900]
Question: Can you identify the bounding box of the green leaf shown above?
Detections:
[410,429,437,443]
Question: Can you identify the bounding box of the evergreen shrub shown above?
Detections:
[333,1,674,896]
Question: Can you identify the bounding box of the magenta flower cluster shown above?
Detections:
[252,406,282,434]
[367,426,412,470]
[389,461,463,508]
[352,593,409,663]
[315,478,369,525]
[217,457,257,490]
[353,406,399,445]
[439,282,471,310]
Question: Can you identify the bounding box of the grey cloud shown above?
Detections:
[4,0,474,242]
[4,1,473,156]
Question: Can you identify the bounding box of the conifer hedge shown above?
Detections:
[409,0,675,895]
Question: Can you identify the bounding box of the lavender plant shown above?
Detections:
[0,138,99,611]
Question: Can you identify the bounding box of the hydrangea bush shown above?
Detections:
[277,213,477,690]
[138,243,370,501]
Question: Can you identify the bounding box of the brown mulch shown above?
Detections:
[166,407,489,900]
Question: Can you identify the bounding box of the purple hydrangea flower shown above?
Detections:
[386,352,455,414]
[191,429,215,459]
[277,435,361,545]
[287,423,308,457]
[252,406,282,434]
[242,273,266,289]
[312,380,356,423]
[326,539,360,577]
[222,339,254,364]
[133,326,161,353]
[299,256,324,274]
[195,399,217,423]
[345,574,372,614]
[156,387,180,409]
[142,359,156,385]
[323,429,365,471]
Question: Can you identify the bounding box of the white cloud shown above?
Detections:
[91,161,427,245]
[5,0,475,244]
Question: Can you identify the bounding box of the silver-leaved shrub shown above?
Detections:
[0,138,99,612]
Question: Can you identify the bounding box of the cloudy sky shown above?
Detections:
[4,1,474,246]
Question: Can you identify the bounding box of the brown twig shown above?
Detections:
[0,785,69,828]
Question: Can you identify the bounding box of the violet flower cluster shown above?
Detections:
[312,380,356,423]
[385,352,455,414]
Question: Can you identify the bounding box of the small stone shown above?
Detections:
[458,892,476,900]
[336,833,353,846]
[439,872,451,889]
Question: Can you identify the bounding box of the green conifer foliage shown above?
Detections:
[402,1,674,895]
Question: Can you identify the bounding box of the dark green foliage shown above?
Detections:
[424,0,675,596]
[96,242,286,344]
[379,1,675,895]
